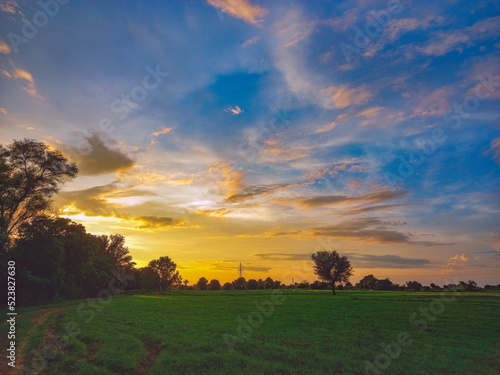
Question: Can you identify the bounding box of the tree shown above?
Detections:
[208,279,221,290]
[183,279,189,286]
[97,234,136,270]
[359,274,378,289]
[406,281,423,292]
[247,279,259,290]
[376,278,394,291]
[222,282,232,290]
[0,139,78,253]
[197,277,208,290]
[311,251,353,295]
[264,277,274,289]
[232,277,247,290]
[148,256,181,291]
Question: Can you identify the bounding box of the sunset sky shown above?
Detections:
[0,0,499,285]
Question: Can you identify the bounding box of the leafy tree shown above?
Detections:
[376,278,394,291]
[311,251,353,295]
[183,279,189,286]
[148,256,181,291]
[232,277,247,290]
[97,234,136,270]
[247,279,259,290]
[0,139,78,253]
[208,279,221,290]
[197,277,208,290]
[135,267,159,289]
[264,277,274,289]
[406,281,423,291]
[359,274,378,289]
[222,282,232,290]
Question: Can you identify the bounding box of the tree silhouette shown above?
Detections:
[208,279,221,290]
[311,251,353,295]
[148,256,181,291]
[97,234,136,270]
[0,139,78,253]
[197,277,208,290]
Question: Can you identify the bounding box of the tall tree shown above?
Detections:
[97,234,136,270]
[148,256,181,291]
[0,139,78,253]
[311,251,353,295]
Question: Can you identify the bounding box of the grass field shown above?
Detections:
[2,290,500,374]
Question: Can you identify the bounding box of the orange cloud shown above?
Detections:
[2,68,40,97]
[207,0,268,24]
[314,121,336,133]
[259,140,315,163]
[0,40,10,54]
[208,161,245,198]
[152,127,172,137]
[321,85,372,109]
[227,106,243,114]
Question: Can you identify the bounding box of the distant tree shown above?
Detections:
[359,274,378,289]
[344,281,353,289]
[406,281,423,292]
[264,277,274,289]
[430,283,440,291]
[311,251,353,295]
[232,277,247,290]
[311,280,329,290]
[222,282,232,290]
[97,234,136,270]
[0,139,78,253]
[247,279,259,290]
[183,279,189,286]
[208,279,221,290]
[148,256,181,291]
[257,279,265,289]
[376,278,394,291]
[197,277,209,290]
[273,280,282,289]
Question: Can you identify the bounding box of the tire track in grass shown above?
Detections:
[0,307,67,375]
[137,341,161,374]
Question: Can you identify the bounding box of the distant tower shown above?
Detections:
[238,262,244,278]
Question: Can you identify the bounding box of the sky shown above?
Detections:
[0,0,499,286]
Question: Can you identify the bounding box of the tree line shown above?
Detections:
[1,139,497,307]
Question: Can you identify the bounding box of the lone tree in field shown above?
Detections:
[148,256,182,291]
[0,139,78,253]
[311,251,353,295]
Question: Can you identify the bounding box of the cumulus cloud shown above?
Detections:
[207,0,268,24]
[72,135,135,176]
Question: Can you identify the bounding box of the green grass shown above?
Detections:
[7,290,500,374]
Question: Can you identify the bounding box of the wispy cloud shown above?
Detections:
[152,127,172,137]
[321,85,372,109]
[207,0,268,24]
[2,68,40,97]
[0,40,10,54]
[241,36,260,47]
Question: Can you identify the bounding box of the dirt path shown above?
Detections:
[137,341,161,375]
[1,307,67,375]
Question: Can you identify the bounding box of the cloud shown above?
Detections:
[259,140,315,162]
[440,252,485,274]
[309,217,412,244]
[133,216,185,229]
[2,68,40,97]
[0,40,11,54]
[227,105,243,114]
[241,36,260,47]
[207,0,268,24]
[72,135,135,176]
[0,0,18,14]
[198,259,271,272]
[490,138,500,164]
[0,108,7,114]
[295,190,408,208]
[252,253,310,261]
[321,85,372,109]
[417,17,500,56]
[208,161,245,198]
[196,208,233,216]
[314,121,336,134]
[56,183,184,230]
[152,127,172,137]
[346,253,431,269]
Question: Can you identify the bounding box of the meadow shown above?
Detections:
[2,290,499,375]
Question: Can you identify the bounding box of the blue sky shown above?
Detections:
[1,0,499,284]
